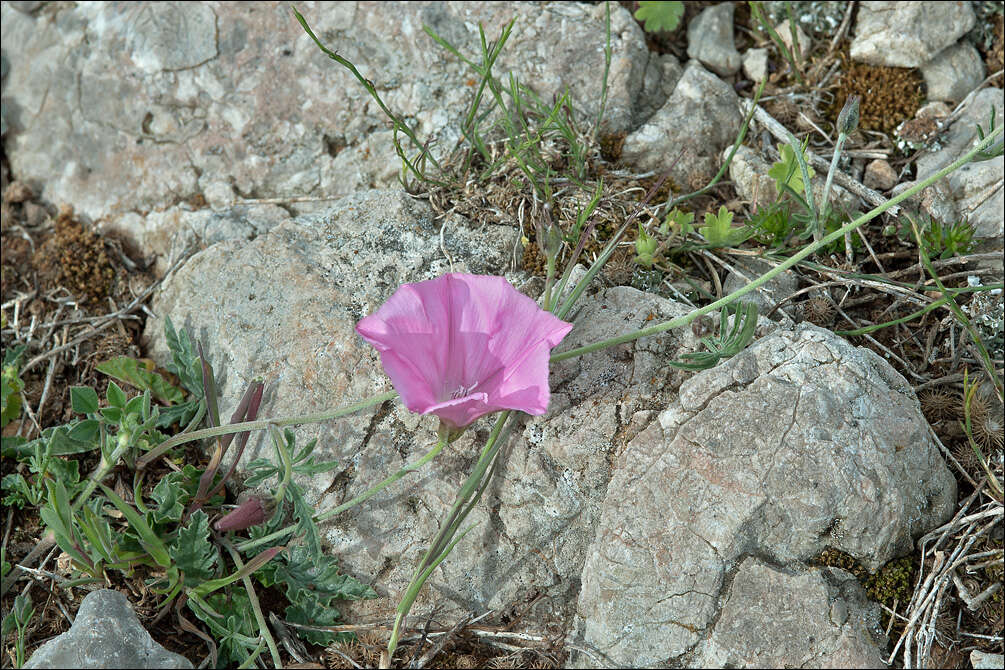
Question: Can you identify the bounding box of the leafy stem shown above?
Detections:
[234,430,449,554]
[551,121,1004,363]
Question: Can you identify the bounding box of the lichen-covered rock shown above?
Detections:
[913,87,1004,245]
[145,188,707,627]
[570,323,956,667]
[850,1,976,68]
[0,1,662,246]
[689,559,887,668]
[24,590,192,669]
[686,3,741,77]
[622,61,743,189]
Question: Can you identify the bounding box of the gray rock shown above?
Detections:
[145,193,709,626]
[622,61,743,189]
[850,1,976,68]
[7,1,43,13]
[914,87,1004,242]
[687,3,741,77]
[0,1,659,250]
[921,42,986,103]
[863,158,898,191]
[690,559,887,668]
[972,650,1005,669]
[774,19,811,61]
[24,589,192,669]
[722,256,799,323]
[742,47,769,82]
[125,2,219,72]
[571,323,956,667]
[104,202,291,274]
[634,54,685,126]
[726,144,861,214]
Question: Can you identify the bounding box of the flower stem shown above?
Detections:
[136,391,397,469]
[234,430,449,554]
[221,540,283,669]
[386,411,513,662]
[550,122,1003,363]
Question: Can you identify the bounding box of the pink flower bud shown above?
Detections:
[214,495,268,532]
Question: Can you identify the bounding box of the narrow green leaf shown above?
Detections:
[98,483,172,568]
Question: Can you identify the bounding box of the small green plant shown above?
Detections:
[747,201,797,249]
[768,142,815,196]
[634,1,685,33]
[699,206,751,248]
[668,302,759,370]
[1,344,26,428]
[886,213,976,259]
[4,319,376,666]
[974,105,1005,160]
[634,207,694,268]
[1,593,34,668]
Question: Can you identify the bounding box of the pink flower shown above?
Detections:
[356,273,573,429]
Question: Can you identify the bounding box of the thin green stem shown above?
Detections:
[834,284,1002,336]
[822,131,847,219]
[222,541,283,669]
[670,78,766,211]
[137,391,397,469]
[386,411,513,660]
[550,122,1003,363]
[292,8,441,173]
[234,431,449,554]
[269,424,293,507]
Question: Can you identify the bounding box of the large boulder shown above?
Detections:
[850,1,975,68]
[0,2,671,257]
[570,323,956,667]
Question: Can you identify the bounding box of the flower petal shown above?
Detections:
[356,273,573,428]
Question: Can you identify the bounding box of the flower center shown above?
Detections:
[449,382,478,400]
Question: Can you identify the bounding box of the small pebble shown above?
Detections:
[863,159,898,191]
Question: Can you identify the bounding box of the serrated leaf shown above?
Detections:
[151,473,188,523]
[699,206,750,248]
[289,483,322,557]
[164,317,203,397]
[70,387,100,415]
[96,356,186,405]
[169,509,218,583]
[285,600,345,646]
[634,1,684,33]
[768,143,815,195]
[275,546,377,610]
